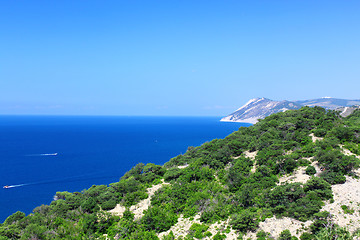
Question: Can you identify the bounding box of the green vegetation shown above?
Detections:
[305,165,316,175]
[1,107,360,239]
[186,223,211,239]
[256,230,271,240]
[278,230,292,240]
[341,205,355,214]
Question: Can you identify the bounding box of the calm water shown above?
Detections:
[0,116,249,222]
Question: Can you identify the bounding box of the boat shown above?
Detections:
[3,185,10,189]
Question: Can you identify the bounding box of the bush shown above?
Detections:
[142,205,177,232]
[213,232,227,240]
[303,177,332,200]
[279,230,292,240]
[187,223,210,239]
[100,199,118,210]
[162,231,175,240]
[314,224,352,240]
[320,171,346,184]
[256,230,271,240]
[309,211,330,234]
[164,168,184,181]
[341,205,354,214]
[305,166,316,175]
[300,232,313,240]
[230,209,258,233]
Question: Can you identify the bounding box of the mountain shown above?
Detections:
[295,97,360,110]
[221,97,360,124]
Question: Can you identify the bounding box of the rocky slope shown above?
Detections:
[220,98,301,124]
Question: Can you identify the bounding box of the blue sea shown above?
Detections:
[0,116,249,222]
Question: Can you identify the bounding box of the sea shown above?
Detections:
[0,116,249,222]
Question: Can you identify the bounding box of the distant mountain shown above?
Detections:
[295,97,360,110]
[221,97,360,124]
[220,98,301,124]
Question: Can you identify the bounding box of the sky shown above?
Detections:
[1,1,360,116]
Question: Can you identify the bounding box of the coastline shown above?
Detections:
[220,117,257,124]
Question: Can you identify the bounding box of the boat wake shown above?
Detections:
[3,172,117,190]
[3,184,28,189]
[40,153,58,156]
[26,153,58,157]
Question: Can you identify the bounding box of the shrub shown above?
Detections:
[164,168,184,181]
[341,205,355,214]
[142,205,177,232]
[187,223,210,239]
[309,211,330,234]
[305,166,316,175]
[303,177,332,200]
[314,224,352,240]
[230,209,258,233]
[300,232,313,240]
[279,230,292,240]
[256,230,271,240]
[213,232,227,240]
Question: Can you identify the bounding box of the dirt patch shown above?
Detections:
[244,216,312,239]
[178,164,189,169]
[278,166,311,185]
[205,219,238,240]
[243,150,258,173]
[309,133,323,143]
[322,175,360,233]
[109,180,169,219]
[158,214,202,239]
[108,204,126,217]
[158,216,239,240]
[244,150,258,160]
[340,145,360,159]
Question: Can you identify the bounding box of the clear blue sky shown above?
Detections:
[1,1,360,116]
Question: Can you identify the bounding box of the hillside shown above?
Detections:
[221,97,360,124]
[1,106,360,239]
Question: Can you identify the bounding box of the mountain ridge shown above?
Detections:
[221,97,360,124]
